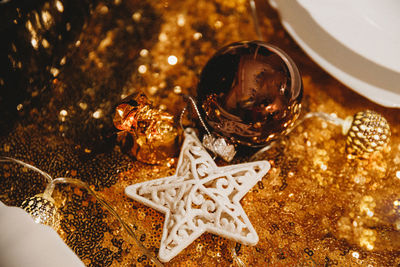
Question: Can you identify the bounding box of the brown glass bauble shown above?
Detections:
[197,41,303,147]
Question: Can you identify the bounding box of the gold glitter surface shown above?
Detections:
[1,0,400,266]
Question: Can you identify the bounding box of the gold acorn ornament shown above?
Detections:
[343,110,390,156]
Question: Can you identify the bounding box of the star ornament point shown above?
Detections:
[125,128,270,262]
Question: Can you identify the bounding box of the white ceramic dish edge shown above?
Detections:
[269,0,400,108]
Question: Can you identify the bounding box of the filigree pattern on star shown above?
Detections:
[125,128,270,262]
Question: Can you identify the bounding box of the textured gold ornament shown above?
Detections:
[20,193,60,229]
[344,110,390,156]
[114,92,180,164]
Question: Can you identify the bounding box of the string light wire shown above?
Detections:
[0,156,53,183]
[250,112,349,161]
[249,0,263,40]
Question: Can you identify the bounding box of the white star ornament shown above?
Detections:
[125,128,270,262]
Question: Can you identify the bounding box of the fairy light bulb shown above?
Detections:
[251,110,391,160]
[343,110,390,156]
[20,193,60,229]
[20,177,59,229]
[0,157,59,229]
[308,110,391,157]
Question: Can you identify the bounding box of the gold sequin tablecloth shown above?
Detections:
[1,0,400,266]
